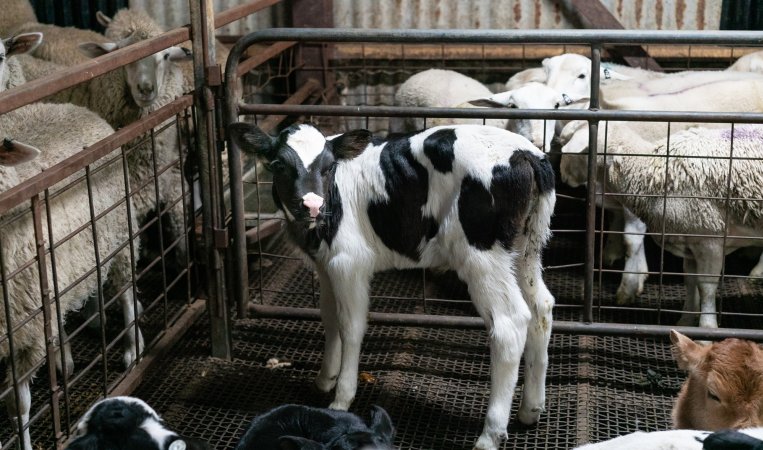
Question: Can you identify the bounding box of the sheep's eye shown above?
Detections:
[707,391,721,402]
[577,73,586,79]
[164,53,170,60]
[0,55,5,63]
[268,160,285,173]
[554,102,560,109]
[509,103,518,109]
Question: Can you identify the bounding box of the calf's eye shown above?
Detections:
[707,391,721,402]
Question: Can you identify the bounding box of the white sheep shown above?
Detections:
[394,69,578,152]
[504,66,546,90]
[605,124,763,328]
[15,24,195,266]
[96,8,230,95]
[0,0,36,37]
[727,50,763,73]
[10,23,109,66]
[542,53,632,105]
[0,104,143,450]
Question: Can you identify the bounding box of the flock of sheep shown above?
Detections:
[392,51,763,330]
[0,1,233,448]
[2,1,763,449]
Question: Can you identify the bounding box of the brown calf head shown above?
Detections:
[670,330,763,430]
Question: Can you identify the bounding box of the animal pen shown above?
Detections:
[0,1,763,449]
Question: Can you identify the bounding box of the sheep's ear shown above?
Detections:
[95,11,112,27]
[330,129,372,160]
[278,436,325,450]
[670,330,705,370]
[469,90,516,108]
[368,405,395,443]
[0,139,41,166]
[64,434,100,450]
[78,42,118,58]
[227,122,276,159]
[167,46,193,62]
[5,32,42,57]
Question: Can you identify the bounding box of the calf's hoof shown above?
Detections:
[472,431,504,450]
[518,405,544,426]
[328,400,351,411]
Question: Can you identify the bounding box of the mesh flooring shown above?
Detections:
[131,315,685,450]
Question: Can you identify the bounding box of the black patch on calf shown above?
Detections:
[317,167,343,247]
[511,150,555,194]
[423,128,456,173]
[459,155,539,250]
[368,138,437,261]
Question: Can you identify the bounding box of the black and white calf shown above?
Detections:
[235,404,395,450]
[228,122,556,450]
[66,396,210,450]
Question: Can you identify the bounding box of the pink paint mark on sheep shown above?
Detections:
[303,192,324,218]
[719,125,763,142]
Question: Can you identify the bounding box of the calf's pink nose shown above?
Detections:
[302,192,324,218]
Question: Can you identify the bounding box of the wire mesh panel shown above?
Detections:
[0,92,200,450]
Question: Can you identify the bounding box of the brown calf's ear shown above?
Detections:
[227,122,276,159]
[331,129,372,160]
[670,330,705,370]
[6,32,42,57]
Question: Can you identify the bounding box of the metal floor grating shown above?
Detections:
[130,315,684,450]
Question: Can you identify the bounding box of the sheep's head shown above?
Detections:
[470,82,588,153]
[558,120,590,188]
[542,53,629,103]
[0,32,42,92]
[671,330,763,431]
[79,33,191,110]
[228,122,371,229]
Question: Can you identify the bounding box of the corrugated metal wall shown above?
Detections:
[128,0,722,35]
[128,0,287,35]
[333,0,721,31]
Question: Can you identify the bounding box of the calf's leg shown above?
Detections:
[315,267,342,393]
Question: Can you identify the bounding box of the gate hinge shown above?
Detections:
[214,228,229,249]
[206,65,222,87]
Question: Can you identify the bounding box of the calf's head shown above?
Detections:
[671,330,763,430]
[228,122,371,226]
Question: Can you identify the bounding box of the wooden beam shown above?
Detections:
[290,0,335,91]
[567,0,664,71]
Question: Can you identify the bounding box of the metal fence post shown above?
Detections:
[190,0,232,358]
[584,44,602,324]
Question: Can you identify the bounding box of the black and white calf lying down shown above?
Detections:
[66,396,210,450]
[228,122,556,450]
[235,404,395,450]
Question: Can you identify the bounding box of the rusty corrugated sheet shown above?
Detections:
[332,0,722,31]
[127,0,287,35]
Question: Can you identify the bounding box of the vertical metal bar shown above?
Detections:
[149,128,170,327]
[32,194,62,444]
[120,146,141,362]
[175,112,193,307]
[192,0,232,358]
[33,196,65,445]
[85,166,109,395]
[0,222,25,450]
[584,45,602,323]
[657,122,672,325]
[44,190,71,437]
[718,122,736,327]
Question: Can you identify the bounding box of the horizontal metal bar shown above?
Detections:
[238,28,763,47]
[0,95,192,215]
[0,33,190,116]
[248,304,763,341]
[237,104,763,123]
[214,0,283,30]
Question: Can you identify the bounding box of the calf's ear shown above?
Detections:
[670,330,705,370]
[228,122,276,159]
[330,129,372,160]
[368,405,395,443]
[278,436,325,450]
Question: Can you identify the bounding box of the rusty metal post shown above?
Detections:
[290,0,334,92]
[190,0,231,358]
[584,45,602,324]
